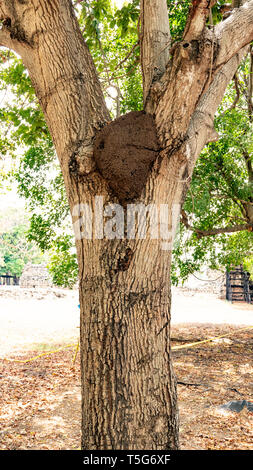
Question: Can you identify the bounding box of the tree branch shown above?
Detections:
[140,0,171,108]
[183,0,217,41]
[186,47,247,168]
[114,42,139,71]
[181,209,253,238]
[215,0,253,69]
[0,1,35,54]
[0,1,23,52]
[0,0,110,177]
[247,45,253,120]
[230,72,240,109]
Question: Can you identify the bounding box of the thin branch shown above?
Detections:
[97,38,112,88]
[217,69,242,120]
[197,223,253,237]
[177,381,206,387]
[101,58,140,84]
[247,44,253,120]
[242,150,253,184]
[181,209,252,238]
[229,72,241,110]
[114,42,139,71]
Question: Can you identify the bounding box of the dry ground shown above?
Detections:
[0,286,252,450]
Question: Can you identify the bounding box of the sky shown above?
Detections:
[1,188,25,209]
[114,0,128,7]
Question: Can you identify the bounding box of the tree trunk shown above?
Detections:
[74,110,183,448]
[79,238,178,449]
[1,0,253,451]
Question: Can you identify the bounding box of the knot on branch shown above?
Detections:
[206,127,219,143]
[9,21,30,45]
[116,248,134,272]
[0,1,34,48]
[169,39,203,65]
[180,40,200,60]
[68,141,96,179]
[1,18,11,27]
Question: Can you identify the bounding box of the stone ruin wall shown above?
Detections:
[19,264,52,288]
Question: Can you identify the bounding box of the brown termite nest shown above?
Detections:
[93,111,160,202]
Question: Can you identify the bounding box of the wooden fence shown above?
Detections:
[0,275,20,286]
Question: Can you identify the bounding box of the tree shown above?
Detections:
[1,0,253,450]
[0,208,44,277]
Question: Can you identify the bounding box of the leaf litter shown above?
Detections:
[0,324,252,450]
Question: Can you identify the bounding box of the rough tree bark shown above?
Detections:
[1,0,253,449]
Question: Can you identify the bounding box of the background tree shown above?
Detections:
[0,208,44,277]
[0,0,253,450]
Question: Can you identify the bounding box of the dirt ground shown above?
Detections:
[0,286,252,450]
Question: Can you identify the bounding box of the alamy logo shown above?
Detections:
[72,196,181,251]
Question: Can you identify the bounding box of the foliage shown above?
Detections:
[244,255,253,280]
[167,0,191,40]
[0,211,44,277]
[47,236,79,289]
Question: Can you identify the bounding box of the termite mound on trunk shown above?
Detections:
[93,111,160,202]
